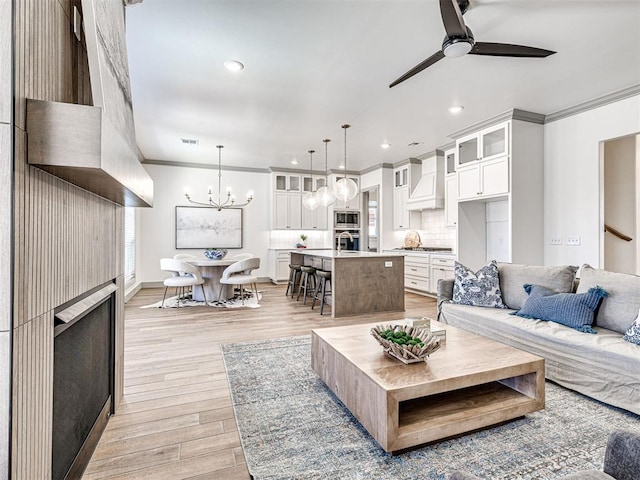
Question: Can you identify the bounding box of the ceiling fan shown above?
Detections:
[389,0,556,88]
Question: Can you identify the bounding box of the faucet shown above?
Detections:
[337,231,354,253]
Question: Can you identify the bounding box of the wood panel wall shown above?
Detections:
[1,0,13,477]
[10,0,126,478]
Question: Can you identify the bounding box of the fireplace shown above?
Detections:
[52,282,117,480]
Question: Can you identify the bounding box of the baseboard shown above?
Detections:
[124,282,142,303]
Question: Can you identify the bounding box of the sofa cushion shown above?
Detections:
[514,284,608,333]
[576,265,640,334]
[498,263,578,310]
[623,309,640,346]
[453,260,506,308]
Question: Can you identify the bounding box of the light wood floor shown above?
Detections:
[83,283,438,480]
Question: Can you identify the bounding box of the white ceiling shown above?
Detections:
[124,0,640,171]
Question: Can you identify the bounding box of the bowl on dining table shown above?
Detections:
[204,249,227,260]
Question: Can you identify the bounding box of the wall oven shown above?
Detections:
[334,210,360,228]
[335,230,360,251]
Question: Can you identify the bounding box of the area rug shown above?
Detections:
[141,291,261,309]
[222,336,640,480]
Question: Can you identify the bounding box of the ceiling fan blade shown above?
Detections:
[470,42,556,58]
[389,51,446,88]
[440,0,467,38]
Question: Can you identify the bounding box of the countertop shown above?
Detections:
[291,249,401,259]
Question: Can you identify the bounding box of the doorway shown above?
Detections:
[362,186,379,252]
[601,133,639,274]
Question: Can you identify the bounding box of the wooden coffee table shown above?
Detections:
[311,320,545,453]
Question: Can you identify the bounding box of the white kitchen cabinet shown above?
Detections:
[268,249,293,283]
[393,187,410,230]
[455,113,544,271]
[393,160,422,229]
[430,255,455,292]
[272,172,304,230]
[445,148,456,175]
[273,191,301,229]
[445,174,458,227]
[274,174,301,192]
[456,122,509,167]
[404,254,431,294]
[301,175,329,230]
[457,156,509,201]
[302,205,328,230]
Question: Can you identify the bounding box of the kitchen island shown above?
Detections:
[290,250,405,318]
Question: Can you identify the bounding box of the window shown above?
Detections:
[124,207,135,285]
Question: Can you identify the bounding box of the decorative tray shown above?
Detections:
[370,324,441,364]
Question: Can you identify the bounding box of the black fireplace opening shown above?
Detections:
[52,287,115,480]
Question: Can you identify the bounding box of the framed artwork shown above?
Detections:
[175,206,243,249]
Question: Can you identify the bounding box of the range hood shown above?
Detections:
[26,99,153,207]
[406,172,444,210]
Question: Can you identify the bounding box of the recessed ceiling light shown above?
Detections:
[381,143,391,149]
[448,105,464,114]
[291,159,298,165]
[224,60,244,72]
[338,165,345,169]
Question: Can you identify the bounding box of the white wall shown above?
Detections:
[139,164,271,283]
[544,94,640,267]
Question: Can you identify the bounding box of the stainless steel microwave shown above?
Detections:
[334,210,360,228]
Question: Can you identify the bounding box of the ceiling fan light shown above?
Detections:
[443,39,472,58]
[224,60,244,72]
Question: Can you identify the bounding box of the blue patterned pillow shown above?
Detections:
[623,309,640,346]
[452,260,507,308]
[513,284,608,333]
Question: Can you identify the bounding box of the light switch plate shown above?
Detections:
[566,236,581,246]
[550,236,562,245]
[385,261,393,267]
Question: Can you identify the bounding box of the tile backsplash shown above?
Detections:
[417,209,456,249]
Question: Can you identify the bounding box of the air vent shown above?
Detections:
[408,141,423,147]
[181,138,199,145]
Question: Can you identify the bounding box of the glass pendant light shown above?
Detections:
[302,149,319,210]
[334,124,358,202]
[316,138,335,207]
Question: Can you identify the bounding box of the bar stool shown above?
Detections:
[285,264,302,298]
[297,266,316,304]
[312,270,332,315]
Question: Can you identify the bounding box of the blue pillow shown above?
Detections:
[513,284,608,334]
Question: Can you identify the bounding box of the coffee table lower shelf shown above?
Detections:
[397,379,541,448]
[311,324,545,453]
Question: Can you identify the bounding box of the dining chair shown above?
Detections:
[218,257,261,305]
[160,258,207,307]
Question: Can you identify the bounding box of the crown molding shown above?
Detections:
[545,84,640,123]
[448,108,545,140]
[143,158,270,173]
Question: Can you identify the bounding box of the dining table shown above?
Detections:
[185,258,236,302]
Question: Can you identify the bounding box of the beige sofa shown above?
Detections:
[437,263,640,415]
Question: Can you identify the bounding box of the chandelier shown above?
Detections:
[316,138,335,207]
[184,145,253,211]
[334,124,358,202]
[302,149,319,210]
